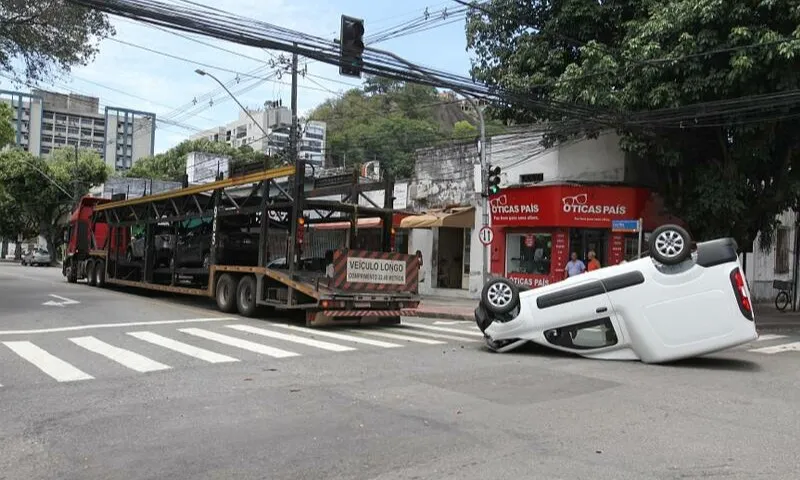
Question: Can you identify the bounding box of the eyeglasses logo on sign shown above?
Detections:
[489,194,540,214]
[561,193,626,215]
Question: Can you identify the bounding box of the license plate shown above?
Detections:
[354,302,371,308]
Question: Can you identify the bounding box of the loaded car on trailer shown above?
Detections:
[62,161,421,326]
[475,224,758,363]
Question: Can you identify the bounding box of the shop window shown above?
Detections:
[775,227,790,274]
[506,233,552,275]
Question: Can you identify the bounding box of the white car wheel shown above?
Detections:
[480,278,520,316]
[649,224,692,265]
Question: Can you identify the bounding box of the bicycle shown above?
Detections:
[773,279,793,311]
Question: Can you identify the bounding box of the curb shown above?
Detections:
[411,311,474,321]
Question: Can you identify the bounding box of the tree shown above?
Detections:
[0,0,114,83]
[0,101,25,258]
[0,103,14,146]
[452,120,478,140]
[465,0,800,248]
[0,147,109,264]
[126,139,271,181]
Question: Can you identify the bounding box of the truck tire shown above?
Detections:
[65,261,78,283]
[95,260,106,288]
[236,275,258,317]
[215,273,237,313]
[86,260,97,286]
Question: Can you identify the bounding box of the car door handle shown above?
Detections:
[596,307,608,313]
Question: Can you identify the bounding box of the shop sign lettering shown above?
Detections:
[561,194,626,216]
[508,274,550,288]
[490,203,540,214]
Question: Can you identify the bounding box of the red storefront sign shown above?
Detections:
[489,185,649,228]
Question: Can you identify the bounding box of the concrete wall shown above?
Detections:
[744,210,798,302]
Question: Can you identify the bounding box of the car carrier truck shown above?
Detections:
[62,161,421,326]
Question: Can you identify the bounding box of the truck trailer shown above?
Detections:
[62,162,421,326]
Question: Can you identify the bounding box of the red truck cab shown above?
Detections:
[63,195,129,282]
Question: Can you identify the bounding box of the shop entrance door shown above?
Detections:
[569,229,609,266]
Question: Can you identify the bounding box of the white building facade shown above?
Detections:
[740,210,800,306]
[403,130,661,299]
[0,89,156,171]
[189,104,327,167]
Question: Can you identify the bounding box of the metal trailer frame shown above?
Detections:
[76,160,420,326]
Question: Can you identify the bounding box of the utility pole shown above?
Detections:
[366,45,490,285]
[287,47,303,297]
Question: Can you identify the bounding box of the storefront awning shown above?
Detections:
[399,206,475,229]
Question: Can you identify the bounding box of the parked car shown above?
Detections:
[475,224,757,364]
[22,248,51,267]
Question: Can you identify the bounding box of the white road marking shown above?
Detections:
[748,342,800,354]
[179,328,300,358]
[226,325,356,352]
[402,322,484,337]
[755,334,788,342]
[351,330,446,345]
[272,324,403,348]
[388,327,480,343]
[69,336,172,373]
[0,317,234,336]
[3,341,94,382]
[42,294,80,307]
[127,331,239,364]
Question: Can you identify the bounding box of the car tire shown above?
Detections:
[215,273,237,313]
[235,275,258,317]
[86,261,97,286]
[481,278,520,316]
[649,224,692,265]
[95,260,106,288]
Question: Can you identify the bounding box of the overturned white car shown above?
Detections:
[475,224,758,364]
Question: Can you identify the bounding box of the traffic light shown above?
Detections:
[487,165,502,195]
[340,15,365,78]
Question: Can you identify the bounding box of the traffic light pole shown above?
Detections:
[364,45,491,286]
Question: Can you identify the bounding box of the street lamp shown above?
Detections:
[194,68,270,141]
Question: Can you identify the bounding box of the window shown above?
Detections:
[506,233,552,275]
[775,227,791,274]
[544,319,618,350]
[463,228,472,275]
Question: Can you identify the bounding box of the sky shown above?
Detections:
[0,0,476,154]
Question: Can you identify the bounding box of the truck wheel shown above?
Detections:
[236,275,258,317]
[649,224,692,265]
[215,273,237,313]
[86,261,97,286]
[95,260,106,288]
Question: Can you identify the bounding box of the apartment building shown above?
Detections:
[189,102,327,167]
[0,89,156,171]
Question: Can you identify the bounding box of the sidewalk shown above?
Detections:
[413,295,476,321]
[753,303,800,332]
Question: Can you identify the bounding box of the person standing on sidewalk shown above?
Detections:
[565,252,585,277]
[587,250,601,271]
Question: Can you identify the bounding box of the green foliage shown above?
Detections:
[0,102,14,148]
[466,0,800,247]
[126,139,271,181]
[0,0,115,83]
[0,147,109,262]
[310,77,501,177]
[452,120,478,140]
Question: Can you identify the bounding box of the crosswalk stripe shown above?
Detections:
[127,331,239,364]
[748,341,800,354]
[70,336,172,373]
[179,328,300,358]
[402,323,484,337]
[755,334,788,342]
[271,324,403,348]
[388,327,480,343]
[226,325,356,352]
[3,341,94,382]
[352,330,446,345]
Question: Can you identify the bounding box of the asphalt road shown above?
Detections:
[1,264,799,480]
